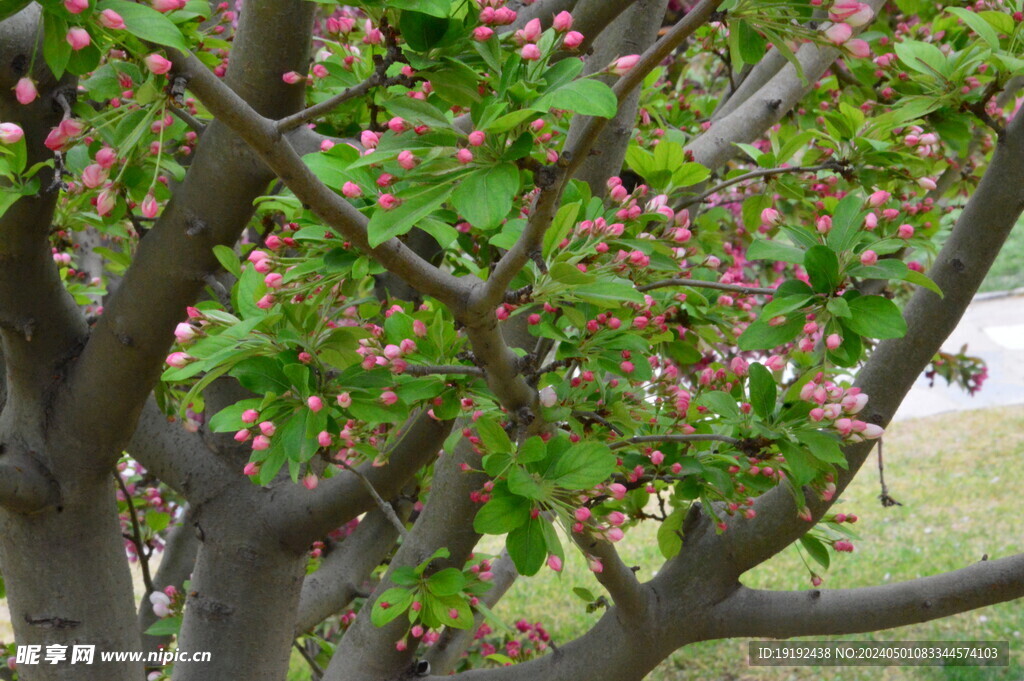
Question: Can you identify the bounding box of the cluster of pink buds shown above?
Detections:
[355,336,418,373]
[801,375,883,441]
[478,0,517,27]
[148,586,180,618]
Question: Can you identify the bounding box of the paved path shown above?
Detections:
[894,292,1024,421]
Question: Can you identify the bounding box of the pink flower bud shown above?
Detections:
[456,148,474,164]
[337,392,352,408]
[867,190,890,207]
[95,146,117,168]
[166,351,192,368]
[252,435,271,450]
[64,0,89,13]
[846,39,871,59]
[468,130,486,147]
[761,207,782,225]
[650,450,664,465]
[378,193,399,210]
[144,54,173,75]
[574,507,591,522]
[897,223,914,239]
[243,462,259,476]
[610,54,640,75]
[307,396,324,412]
[547,555,563,572]
[241,409,259,423]
[342,181,362,198]
[397,150,417,170]
[816,215,832,233]
[15,78,38,105]
[917,177,937,191]
[281,71,304,84]
[98,9,126,29]
[96,187,117,216]
[66,27,91,51]
[562,30,584,49]
[173,322,196,343]
[826,334,842,350]
[141,192,159,219]
[303,474,319,490]
[360,130,379,148]
[387,117,407,133]
[553,11,573,31]
[539,386,557,407]
[824,22,853,45]
[860,250,878,266]
[0,123,24,144]
[235,429,251,443]
[380,390,398,406]
[520,18,542,42]
[473,26,495,41]
[259,421,276,437]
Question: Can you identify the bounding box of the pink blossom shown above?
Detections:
[66,27,91,51]
[553,11,573,32]
[95,147,117,168]
[15,78,38,105]
[173,322,195,343]
[144,54,173,75]
[547,555,563,572]
[256,294,275,309]
[342,181,362,198]
[867,190,890,207]
[98,8,126,28]
[859,250,878,266]
[468,130,486,147]
[861,423,884,439]
[96,187,117,216]
[610,54,640,75]
[387,117,407,133]
[307,396,324,412]
[761,207,782,225]
[337,392,352,408]
[650,450,665,465]
[0,123,24,144]
[456,148,474,164]
[243,462,259,476]
[846,39,871,59]
[574,507,591,522]
[378,193,399,210]
[360,130,379,148]
[539,386,557,407]
[608,483,627,500]
[918,177,937,191]
[141,193,159,219]
[829,1,874,26]
[64,0,89,13]
[897,223,914,239]
[380,390,398,406]
[824,22,853,45]
[303,474,319,490]
[517,18,542,43]
[816,215,832,233]
[413,320,427,337]
[397,150,417,170]
[242,409,259,424]
[562,30,584,49]
[521,43,541,61]
[259,421,276,437]
[281,71,304,84]
[166,351,192,368]
[826,334,842,350]
[152,0,185,11]
[473,26,495,41]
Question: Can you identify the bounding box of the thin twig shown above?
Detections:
[293,640,323,680]
[876,437,902,507]
[608,433,741,451]
[277,73,383,132]
[114,472,155,594]
[169,105,206,134]
[402,364,485,378]
[675,162,843,209]
[637,278,775,295]
[337,460,409,539]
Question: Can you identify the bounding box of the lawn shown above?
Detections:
[481,405,1024,681]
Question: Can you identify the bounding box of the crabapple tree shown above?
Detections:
[0,0,1022,680]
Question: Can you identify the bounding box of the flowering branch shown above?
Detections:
[674,161,846,209]
[608,434,742,451]
[637,279,775,295]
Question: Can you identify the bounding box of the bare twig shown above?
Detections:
[675,162,844,209]
[637,279,775,295]
[336,459,409,539]
[402,365,485,378]
[608,433,741,451]
[114,471,156,594]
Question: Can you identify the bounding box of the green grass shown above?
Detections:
[979,215,1024,293]
[487,405,1024,681]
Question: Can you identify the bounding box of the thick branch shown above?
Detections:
[0,449,59,514]
[708,553,1024,638]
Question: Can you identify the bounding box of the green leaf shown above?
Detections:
[803,245,841,294]
[535,79,617,118]
[946,7,999,48]
[894,39,948,77]
[507,467,547,500]
[399,10,449,52]
[367,184,451,247]
[573,281,645,306]
[795,430,847,467]
[371,587,414,627]
[546,442,615,489]
[390,0,450,16]
[426,568,467,597]
[385,97,453,130]
[902,269,942,297]
[506,517,547,576]
[746,238,805,264]
[696,391,740,420]
[657,508,685,559]
[473,492,531,534]
[800,535,831,570]
[738,317,803,351]
[99,0,189,51]
[777,439,819,486]
[672,162,711,187]
[747,363,776,420]
[0,0,31,22]
[212,244,241,277]
[144,616,182,636]
[736,20,767,65]
[476,417,512,454]
[43,12,71,79]
[826,194,865,253]
[846,295,907,339]
[451,163,519,230]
